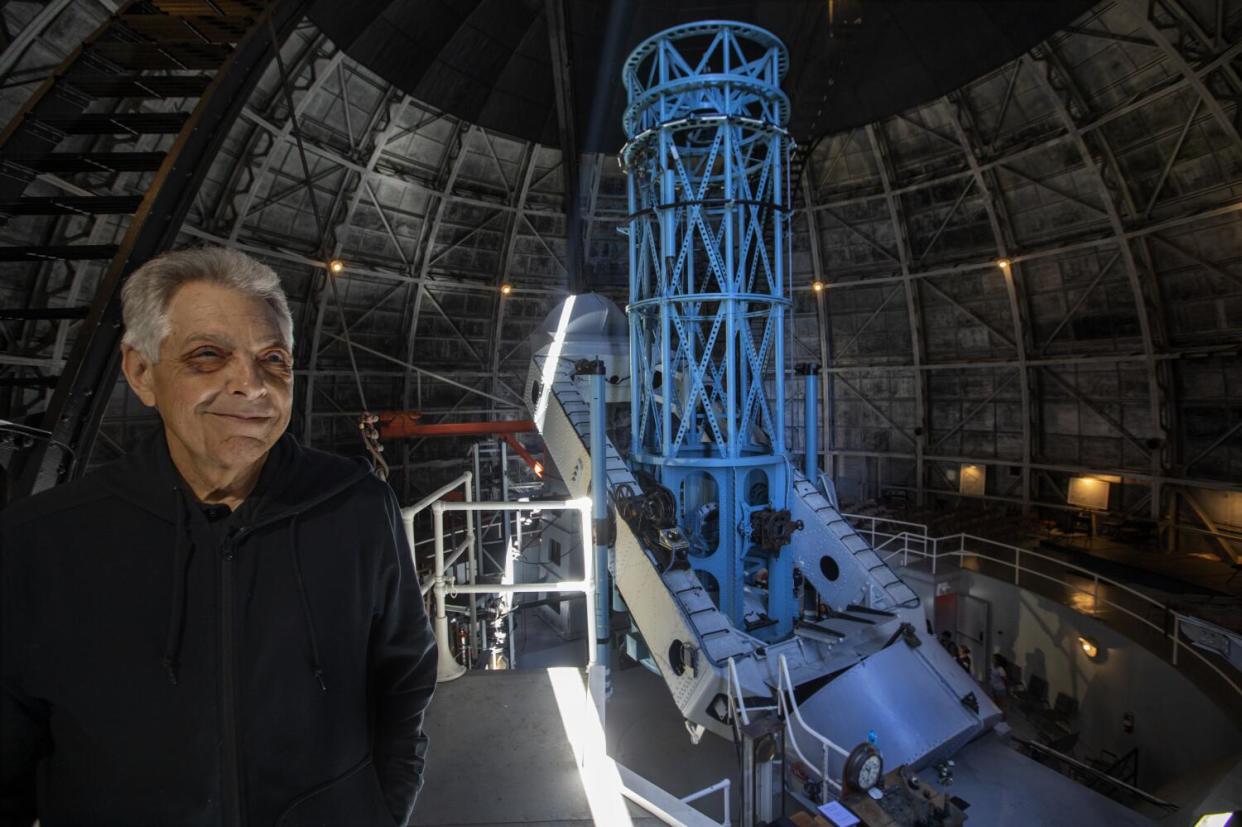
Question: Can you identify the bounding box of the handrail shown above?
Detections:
[725,655,848,806]
[854,520,1242,700]
[1014,739,1177,810]
[776,654,850,803]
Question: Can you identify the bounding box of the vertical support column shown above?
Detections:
[586,359,612,695]
[797,363,820,479]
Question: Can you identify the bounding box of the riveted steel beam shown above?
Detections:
[943,90,1035,510]
[866,123,927,502]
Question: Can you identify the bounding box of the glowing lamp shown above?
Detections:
[327,258,345,275]
[1078,636,1100,660]
[812,280,825,292]
[500,283,513,296]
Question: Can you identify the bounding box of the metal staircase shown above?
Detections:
[0,0,308,497]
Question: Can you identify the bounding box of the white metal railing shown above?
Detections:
[725,655,849,807]
[431,497,595,682]
[679,778,731,826]
[842,512,929,552]
[775,654,850,802]
[846,519,1242,700]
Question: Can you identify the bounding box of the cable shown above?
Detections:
[0,421,77,463]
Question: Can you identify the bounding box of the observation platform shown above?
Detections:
[411,664,737,825]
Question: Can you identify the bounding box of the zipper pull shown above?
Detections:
[221,527,245,562]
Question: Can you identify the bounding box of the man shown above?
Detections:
[1,246,437,826]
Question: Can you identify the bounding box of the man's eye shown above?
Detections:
[263,352,291,366]
[192,349,223,359]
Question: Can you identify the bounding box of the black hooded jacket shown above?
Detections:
[0,430,437,826]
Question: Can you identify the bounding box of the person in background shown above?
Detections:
[989,653,1009,719]
[956,645,974,676]
[1,246,437,826]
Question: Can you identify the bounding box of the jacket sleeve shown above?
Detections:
[0,520,49,827]
[370,486,438,826]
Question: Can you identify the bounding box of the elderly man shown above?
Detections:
[0,247,437,826]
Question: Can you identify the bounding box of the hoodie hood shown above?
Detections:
[101,428,374,525]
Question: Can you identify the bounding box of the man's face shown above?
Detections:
[122,280,293,477]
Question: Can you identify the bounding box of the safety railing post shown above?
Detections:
[820,744,829,805]
[433,502,466,681]
[1172,614,1181,666]
[1014,545,1021,586]
[464,472,477,666]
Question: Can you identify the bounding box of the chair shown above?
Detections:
[1019,674,1050,710]
[1051,691,1078,723]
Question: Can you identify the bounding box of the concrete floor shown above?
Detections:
[414,610,1168,826]
[412,611,739,825]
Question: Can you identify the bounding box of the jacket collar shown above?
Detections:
[102,428,374,526]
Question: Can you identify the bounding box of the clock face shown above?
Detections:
[858,755,882,789]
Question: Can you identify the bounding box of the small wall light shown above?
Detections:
[811,280,825,292]
[995,258,1011,270]
[1078,635,1100,660]
[500,283,513,296]
[327,258,345,275]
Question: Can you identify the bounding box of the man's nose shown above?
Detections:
[226,356,267,397]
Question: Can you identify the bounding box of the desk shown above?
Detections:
[837,767,967,826]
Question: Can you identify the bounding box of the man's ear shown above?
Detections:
[120,344,158,408]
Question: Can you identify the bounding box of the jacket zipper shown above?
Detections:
[221,527,246,827]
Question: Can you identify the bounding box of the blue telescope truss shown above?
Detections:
[622,22,797,640]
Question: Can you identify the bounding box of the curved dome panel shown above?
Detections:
[309,0,1097,151]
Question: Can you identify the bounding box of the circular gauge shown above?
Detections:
[843,743,883,793]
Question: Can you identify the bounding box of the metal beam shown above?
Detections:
[1031,47,1171,516]
[1036,251,1122,354]
[920,277,1017,349]
[802,153,832,474]
[1179,487,1240,563]
[866,123,927,502]
[833,373,919,447]
[811,199,1242,290]
[1118,0,1242,151]
[302,90,412,445]
[929,370,1019,450]
[489,142,539,412]
[944,91,1035,509]
[545,0,582,290]
[1039,367,1154,459]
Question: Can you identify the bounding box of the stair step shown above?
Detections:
[31,112,189,136]
[0,375,59,388]
[0,245,117,262]
[63,74,211,99]
[89,41,231,71]
[118,13,255,44]
[0,195,143,216]
[149,0,267,16]
[3,152,166,174]
[0,306,90,320]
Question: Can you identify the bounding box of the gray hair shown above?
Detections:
[120,246,294,362]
